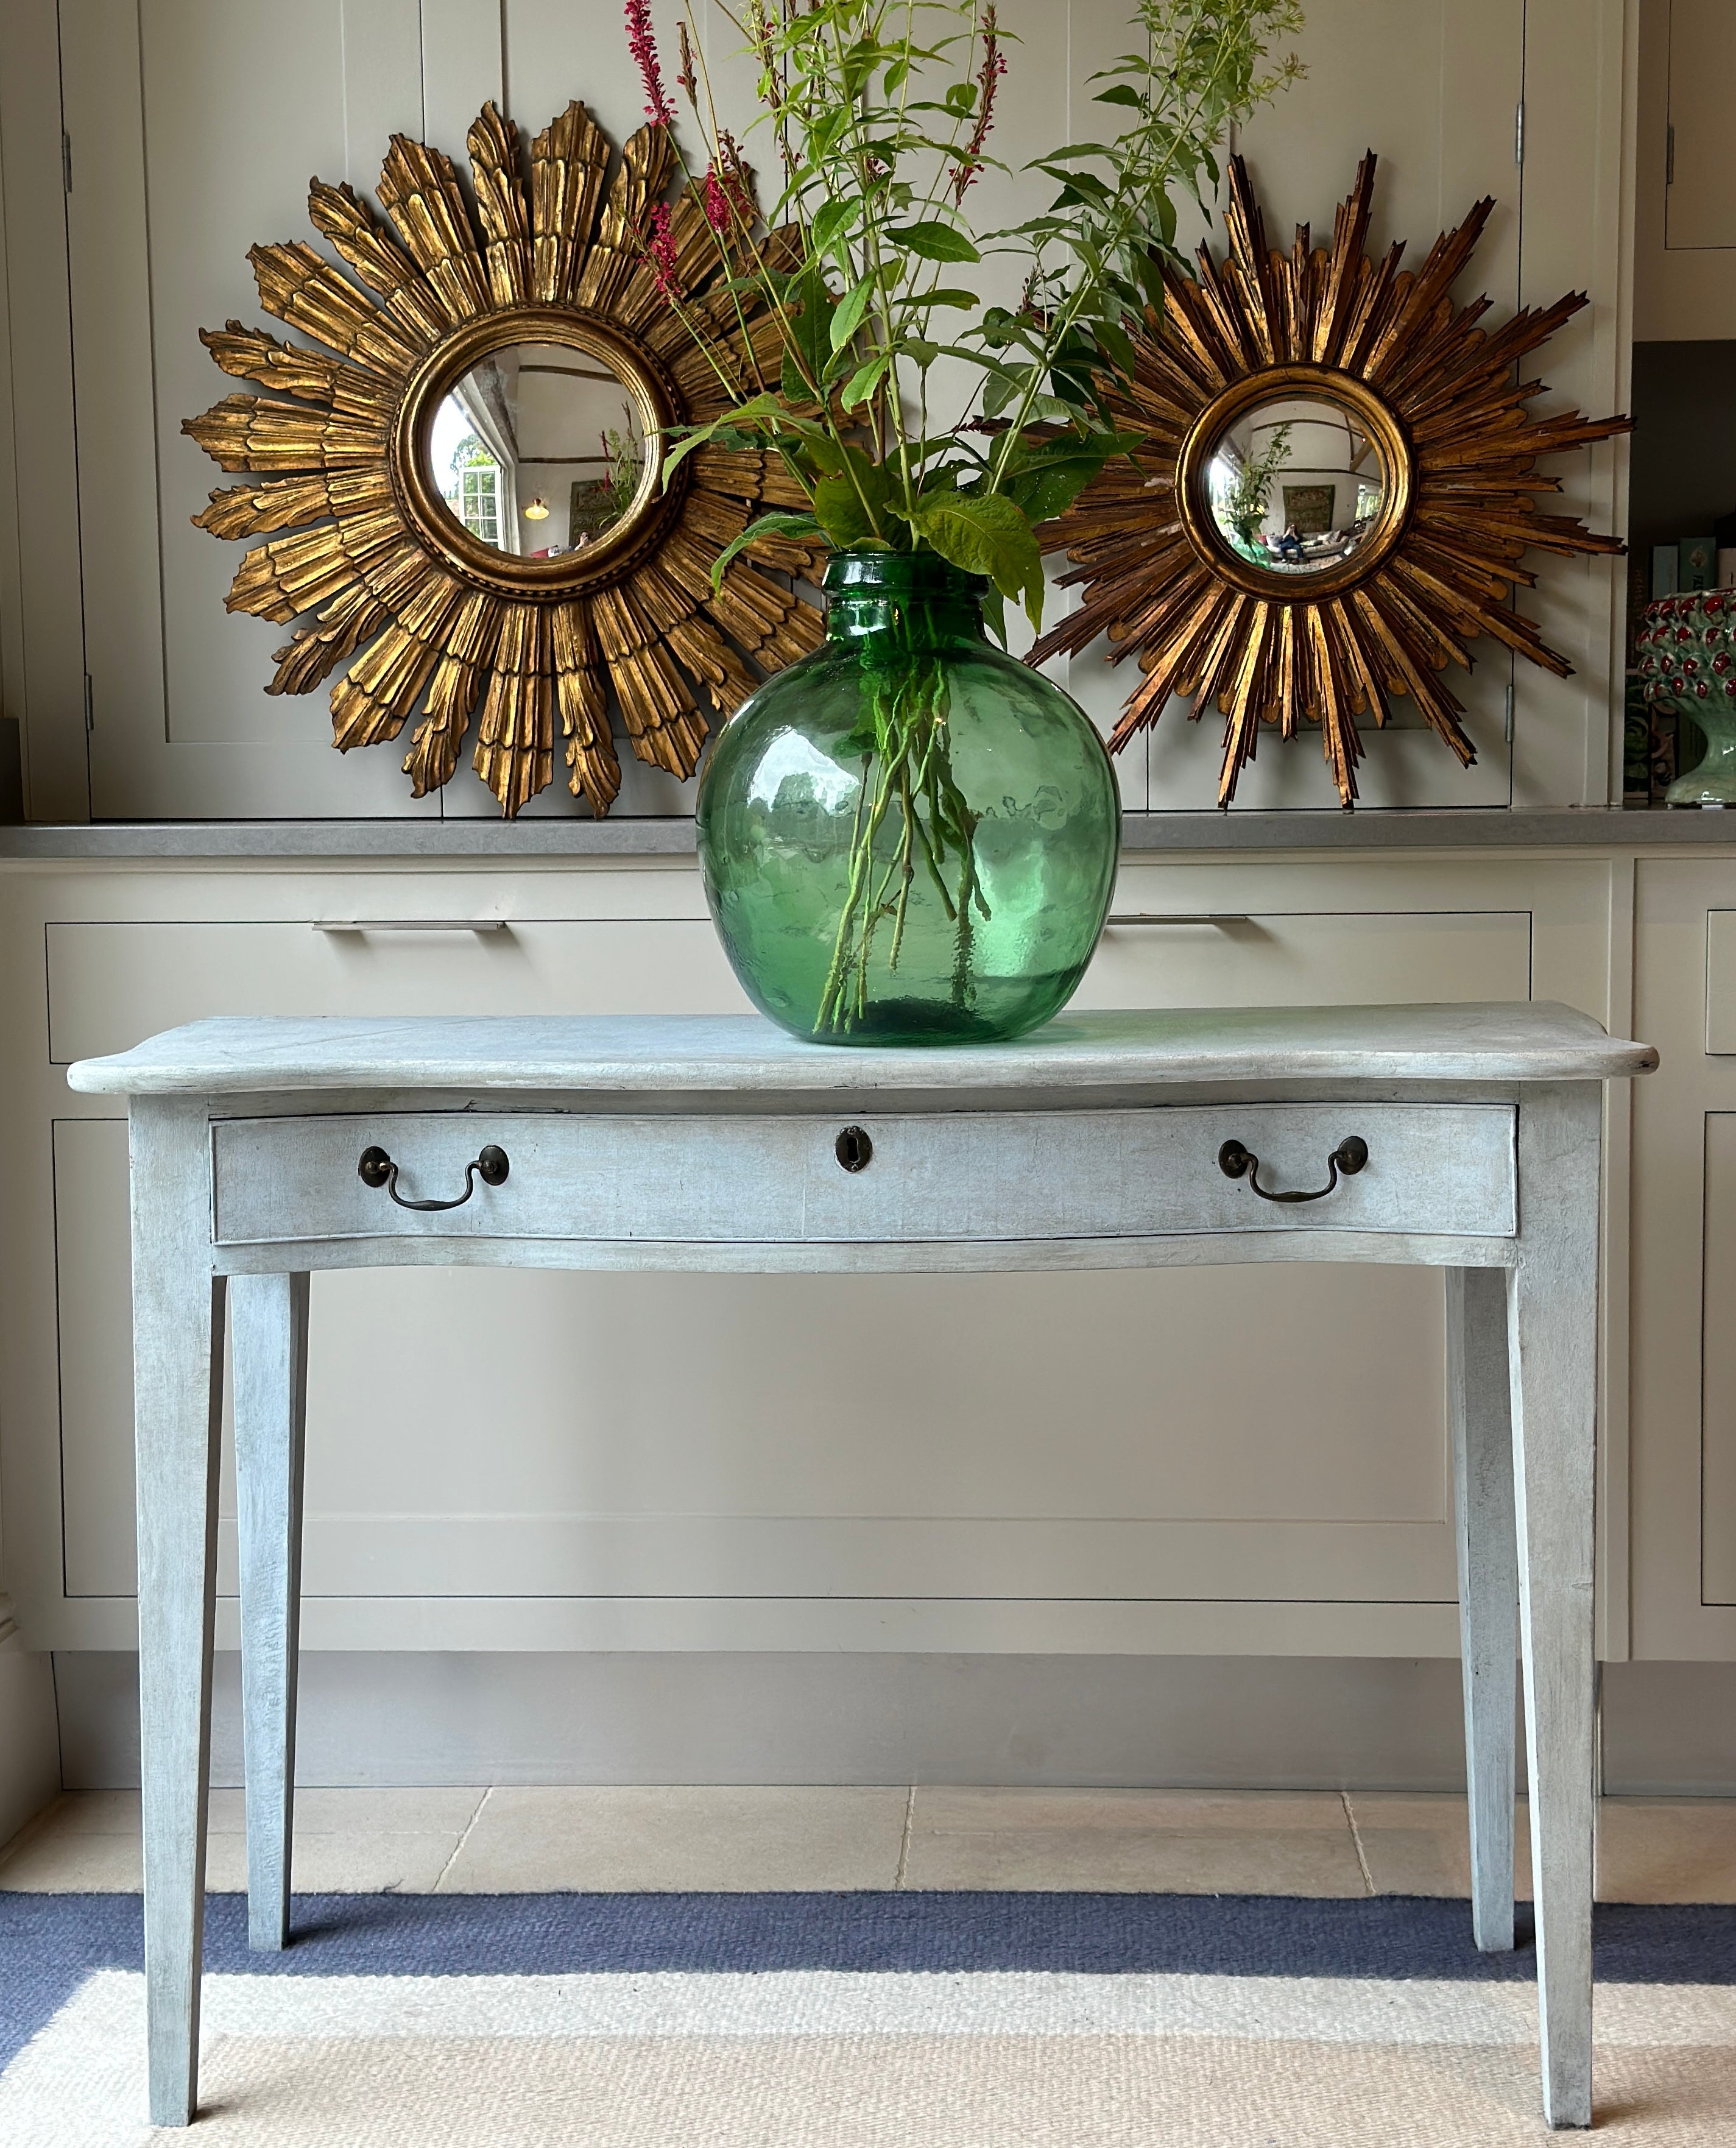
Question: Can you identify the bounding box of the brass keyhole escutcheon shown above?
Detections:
[835,1125,873,1173]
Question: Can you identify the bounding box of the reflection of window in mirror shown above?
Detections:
[426,341,649,559]
[448,437,504,546]
[432,375,521,555]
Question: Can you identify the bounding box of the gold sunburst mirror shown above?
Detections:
[1031,153,1631,807]
[185,102,821,816]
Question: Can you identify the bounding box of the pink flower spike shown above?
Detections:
[950,4,1007,205]
[703,169,733,232]
[624,0,677,127]
[643,201,681,296]
[704,154,753,234]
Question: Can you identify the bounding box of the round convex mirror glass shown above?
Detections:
[1204,395,1389,577]
[427,341,650,559]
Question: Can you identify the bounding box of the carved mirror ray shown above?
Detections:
[1030,154,1630,807]
[185,101,822,816]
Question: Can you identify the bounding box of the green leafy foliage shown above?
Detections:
[887,221,982,263]
[900,492,1044,630]
[646,0,1304,623]
[708,511,825,591]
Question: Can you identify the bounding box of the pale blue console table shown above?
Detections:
[67,1004,1657,2130]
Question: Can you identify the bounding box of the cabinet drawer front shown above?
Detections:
[46,917,746,1064]
[211,1102,1517,1247]
[1078,909,1531,1012]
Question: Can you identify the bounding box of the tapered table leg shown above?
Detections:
[232,1270,309,1952]
[130,1098,225,2129]
[1510,1084,1603,2130]
[1447,1265,1519,1952]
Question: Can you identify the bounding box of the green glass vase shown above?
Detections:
[697,549,1121,1045]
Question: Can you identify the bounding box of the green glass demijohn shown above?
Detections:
[696,549,1121,1045]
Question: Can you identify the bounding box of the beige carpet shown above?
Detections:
[9,1971,1736,2144]
[122,2038,1736,2145]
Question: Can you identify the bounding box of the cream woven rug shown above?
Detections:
[9,1968,1736,2144]
[9,1893,1736,2142]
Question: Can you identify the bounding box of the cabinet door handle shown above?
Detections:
[1218,1135,1367,1203]
[1105,913,1251,927]
[314,919,509,933]
[358,1144,510,1210]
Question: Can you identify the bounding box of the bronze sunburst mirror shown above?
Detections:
[185,102,821,816]
[1031,153,1630,807]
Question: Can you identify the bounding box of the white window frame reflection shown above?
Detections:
[456,456,504,547]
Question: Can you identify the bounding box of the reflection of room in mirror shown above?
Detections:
[429,341,646,557]
[1205,396,1386,574]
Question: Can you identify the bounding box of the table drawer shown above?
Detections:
[210,1101,1517,1247]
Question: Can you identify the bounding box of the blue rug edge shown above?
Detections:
[7,1890,1736,2080]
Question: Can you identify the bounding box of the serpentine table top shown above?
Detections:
[65,1001,1657,1096]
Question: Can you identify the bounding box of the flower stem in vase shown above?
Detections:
[814,626,990,1037]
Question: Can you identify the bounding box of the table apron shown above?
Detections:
[207,1229,1527,1275]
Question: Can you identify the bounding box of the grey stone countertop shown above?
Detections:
[2,807,1735,860]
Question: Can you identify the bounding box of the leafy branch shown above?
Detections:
[625,0,1304,633]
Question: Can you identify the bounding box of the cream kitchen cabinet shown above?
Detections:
[0,850,1627,1669]
[1631,857,1736,1655]
[1634,0,1736,339]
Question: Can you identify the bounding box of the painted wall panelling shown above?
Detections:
[47,0,1112,821]
[1120,0,1523,810]
[0,0,90,820]
[58,0,443,817]
[1510,0,1634,810]
[0,853,1623,1663]
[0,63,28,824]
[14,1,1634,821]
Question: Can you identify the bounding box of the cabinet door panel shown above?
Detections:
[1631,858,1736,1658]
[1701,1113,1736,1602]
[1665,0,1736,251]
[54,1118,143,1598]
[1705,910,1736,1052]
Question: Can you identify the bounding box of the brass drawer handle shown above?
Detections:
[1218,1134,1368,1204]
[358,1144,510,1211]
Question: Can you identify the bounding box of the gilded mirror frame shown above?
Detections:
[1031,154,1631,807]
[185,101,822,817]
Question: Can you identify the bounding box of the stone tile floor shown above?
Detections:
[2,1787,1736,1899]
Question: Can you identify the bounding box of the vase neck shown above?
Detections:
[822,549,985,649]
